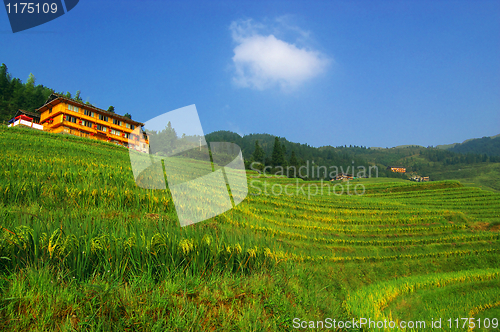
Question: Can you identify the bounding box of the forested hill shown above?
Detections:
[448,135,500,157]
[0,63,97,123]
[205,130,370,166]
[204,130,389,178]
[205,130,500,165]
[205,130,500,187]
[0,64,53,122]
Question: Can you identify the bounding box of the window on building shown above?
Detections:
[124,133,130,139]
[96,124,107,132]
[84,109,94,117]
[125,123,130,129]
[99,114,108,122]
[131,124,135,130]
[110,129,121,135]
[65,115,77,123]
[113,119,121,126]
[83,120,93,128]
[68,104,80,113]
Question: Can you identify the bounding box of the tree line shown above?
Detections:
[0,64,53,122]
[449,136,500,157]
[205,131,377,180]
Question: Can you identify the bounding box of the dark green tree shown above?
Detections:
[74,90,83,102]
[252,140,265,163]
[0,64,12,121]
[26,73,35,86]
[24,74,36,108]
[148,121,178,155]
[107,106,115,113]
[271,137,286,167]
[281,143,287,160]
[288,150,299,177]
[123,113,132,119]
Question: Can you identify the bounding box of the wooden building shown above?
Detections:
[36,94,149,153]
[11,109,41,123]
[387,166,406,173]
[8,110,43,130]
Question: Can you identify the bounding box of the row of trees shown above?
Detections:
[421,148,500,164]
[250,137,300,171]
[206,130,500,181]
[246,137,374,180]
[206,131,370,172]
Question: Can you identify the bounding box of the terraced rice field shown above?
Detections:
[0,125,499,331]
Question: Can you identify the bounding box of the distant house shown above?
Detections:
[387,166,406,173]
[36,93,149,153]
[330,173,354,181]
[8,110,43,130]
[410,175,430,182]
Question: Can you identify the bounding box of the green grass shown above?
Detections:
[384,278,500,329]
[1,125,499,331]
[346,269,500,331]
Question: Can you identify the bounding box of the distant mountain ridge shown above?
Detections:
[436,134,500,157]
[204,130,500,189]
[368,134,500,157]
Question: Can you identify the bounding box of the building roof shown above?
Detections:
[15,109,40,119]
[36,93,145,127]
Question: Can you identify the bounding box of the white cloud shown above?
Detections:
[230,18,330,90]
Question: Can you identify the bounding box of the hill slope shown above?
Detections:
[449,135,500,157]
[437,134,500,156]
[0,125,499,331]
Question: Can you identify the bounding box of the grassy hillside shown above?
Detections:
[1,126,499,331]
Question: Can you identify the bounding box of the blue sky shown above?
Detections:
[2,0,499,148]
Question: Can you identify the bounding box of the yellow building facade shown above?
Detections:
[389,166,406,173]
[37,94,149,153]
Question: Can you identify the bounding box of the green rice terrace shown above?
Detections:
[1,125,499,331]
